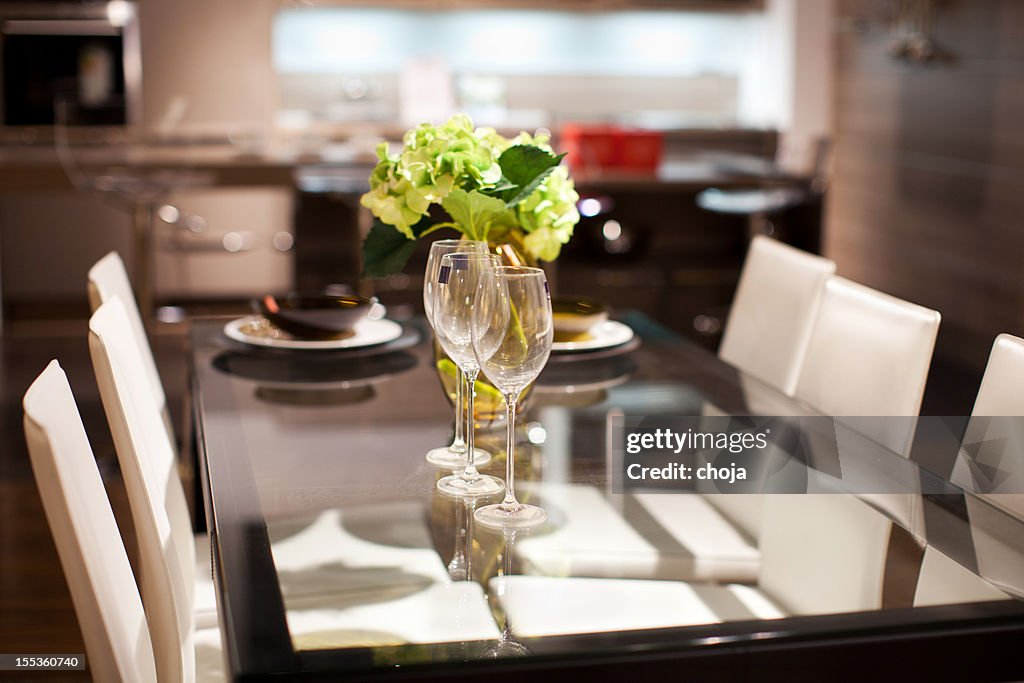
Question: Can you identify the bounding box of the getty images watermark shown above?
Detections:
[624,426,768,484]
[609,414,1024,496]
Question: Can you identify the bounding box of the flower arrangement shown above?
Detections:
[360,114,580,276]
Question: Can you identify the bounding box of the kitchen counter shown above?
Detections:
[0,126,784,193]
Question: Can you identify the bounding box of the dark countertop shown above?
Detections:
[0,126,790,193]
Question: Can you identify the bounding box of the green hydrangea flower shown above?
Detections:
[360,115,504,238]
[360,114,580,273]
[519,166,580,262]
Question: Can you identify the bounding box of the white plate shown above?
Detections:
[224,316,403,351]
[552,320,635,353]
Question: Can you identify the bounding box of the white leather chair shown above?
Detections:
[23,361,223,683]
[494,492,895,636]
[795,276,940,454]
[89,299,221,677]
[794,276,940,544]
[88,251,175,443]
[953,334,1024,593]
[953,333,1024,518]
[514,483,760,584]
[913,546,1007,607]
[970,334,1024,418]
[706,238,835,544]
[719,236,836,396]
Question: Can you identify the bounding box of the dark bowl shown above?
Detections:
[257,292,373,339]
[551,296,609,334]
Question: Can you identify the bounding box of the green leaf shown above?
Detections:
[362,216,433,278]
[497,145,566,207]
[441,189,514,241]
[488,179,518,194]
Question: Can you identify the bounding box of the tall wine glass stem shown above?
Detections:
[465,498,476,580]
[503,529,516,576]
[452,366,466,452]
[463,366,482,480]
[501,394,520,511]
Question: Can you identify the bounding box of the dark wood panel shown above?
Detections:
[828,0,1024,406]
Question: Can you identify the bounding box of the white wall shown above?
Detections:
[738,0,835,170]
[139,0,279,134]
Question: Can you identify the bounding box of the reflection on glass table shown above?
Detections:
[190,314,1024,681]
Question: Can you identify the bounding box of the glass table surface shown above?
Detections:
[189,313,1024,681]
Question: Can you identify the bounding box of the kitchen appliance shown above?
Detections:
[1,2,141,126]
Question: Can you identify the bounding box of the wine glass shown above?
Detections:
[423,239,491,470]
[433,253,505,497]
[472,266,552,530]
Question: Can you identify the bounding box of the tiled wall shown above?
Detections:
[274,8,764,127]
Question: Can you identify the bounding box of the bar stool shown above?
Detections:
[697,139,830,244]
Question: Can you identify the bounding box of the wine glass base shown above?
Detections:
[437,473,504,498]
[447,557,468,582]
[481,639,532,658]
[474,503,547,530]
[425,446,491,470]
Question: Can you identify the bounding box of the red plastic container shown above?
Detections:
[559,123,663,173]
[616,129,664,172]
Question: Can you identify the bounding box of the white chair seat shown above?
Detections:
[285,582,500,650]
[194,626,226,683]
[631,493,760,583]
[268,503,500,650]
[914,546,1008,607]
[491,576,785,639]
[514,484,759,583]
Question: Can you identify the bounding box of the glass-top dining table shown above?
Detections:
[189,312,1024,682]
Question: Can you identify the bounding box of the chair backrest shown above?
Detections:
[23,361,158,683]
[971,333,1024,417]
[719,236,836,395]
[759,493,893,615]
[794,276,941,454]
[913,546,1007,607]
[88,251,175,442]
[952,333,1024,517]
[953,334,1024,589]
[89,299,196,683]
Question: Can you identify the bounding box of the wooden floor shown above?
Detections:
[0,319,190,682]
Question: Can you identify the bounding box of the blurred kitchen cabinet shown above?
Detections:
[0,186,294,320]
[153,188,293,301]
